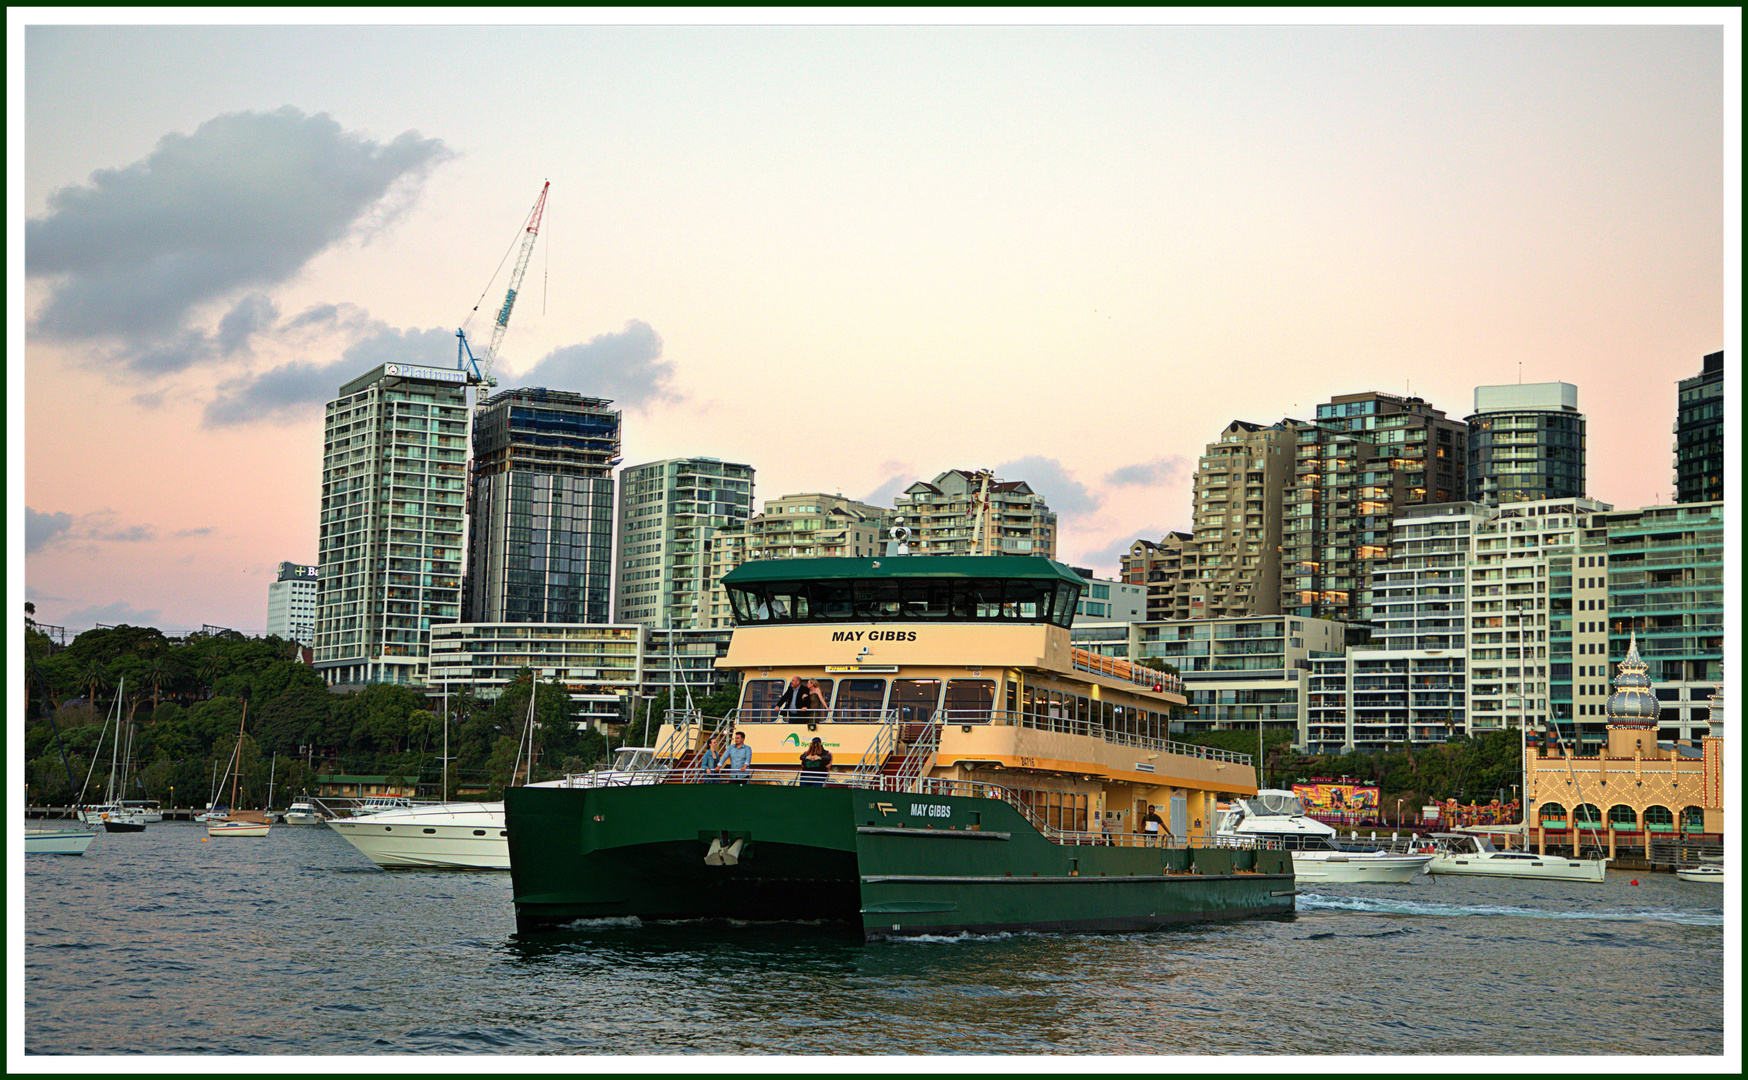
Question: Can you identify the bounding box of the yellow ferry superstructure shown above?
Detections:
[662,555,1261,846]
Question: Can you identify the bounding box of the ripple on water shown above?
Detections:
[24,825,1726,1056]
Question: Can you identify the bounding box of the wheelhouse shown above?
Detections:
[722,555,1085,628]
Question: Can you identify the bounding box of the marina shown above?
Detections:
[21,818,1726,1057]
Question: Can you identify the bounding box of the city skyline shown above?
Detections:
[16,13,1734,637]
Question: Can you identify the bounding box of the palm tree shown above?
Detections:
[144,656,175,712]
[79,658,111,711]
[197,647,224,701]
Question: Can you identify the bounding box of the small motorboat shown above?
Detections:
[1676,864,1723,883]
[100,808,150,833]
[279,800,325,825]
[207,820,271,837]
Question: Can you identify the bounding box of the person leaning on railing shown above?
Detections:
[723,731,752,784]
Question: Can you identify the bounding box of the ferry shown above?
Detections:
[504,555,1294,939]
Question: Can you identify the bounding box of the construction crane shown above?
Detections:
[459,179,550,388]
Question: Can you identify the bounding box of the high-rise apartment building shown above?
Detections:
[313,362,473,686]
[891,470,1056,558]
[616,457,754,629]
[1121,420,1301,622]
[1282,391,1467,622]
[1122,532,1194,622]
[265,562,320,648]
[1589,500,1723,744]
[1465,382,1585,505]
[702,493,887,628]
[463,388,621,625]
[1674,351,1724,503]
[1310,496,1611,754]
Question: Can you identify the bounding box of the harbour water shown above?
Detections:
[20,820,1730,1060]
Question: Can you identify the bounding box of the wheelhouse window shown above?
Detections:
[726,575,1081,628]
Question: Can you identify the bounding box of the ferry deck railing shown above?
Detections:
[604,764,1270,852]
[1069,647,1185,696]
[724,707,1251,769]
[890,717,943,792]
[851,710,903,785]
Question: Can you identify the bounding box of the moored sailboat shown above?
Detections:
[207,700,270,838]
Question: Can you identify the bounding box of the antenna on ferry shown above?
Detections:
[885,518,911,557]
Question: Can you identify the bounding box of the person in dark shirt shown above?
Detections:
[799,737,832,785]
[773,677,803,721]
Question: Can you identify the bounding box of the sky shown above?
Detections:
[12,10,1738,639]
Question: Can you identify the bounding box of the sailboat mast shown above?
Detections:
[230,700,247,810]
[106,678,125,803]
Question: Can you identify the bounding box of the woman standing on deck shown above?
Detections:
[799,738,832,786]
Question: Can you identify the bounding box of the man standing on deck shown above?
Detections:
[724,730,753,784]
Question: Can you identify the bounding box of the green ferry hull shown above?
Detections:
[505,784,1294,939]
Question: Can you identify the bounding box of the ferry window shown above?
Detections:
[1075,695,1090,730]
[740,679,786,720]
[769,587,810,620]
[1052,585,1079,626]
[897,580,952,618]
[807,581,855,619]
[944,679,995,723]
[960,579,1004,618]
[1004,580,1048,621]
[891,679,942,722]
[1005,680,1017,720]
[833,678,888,721]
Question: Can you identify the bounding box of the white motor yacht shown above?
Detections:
[328,748,666,870]
[1214,790,1431,883]
[1676,864,1723,883]
[279,800,325,826]
[1425,833,1606,882]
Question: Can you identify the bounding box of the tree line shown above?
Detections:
[24,622,612,809]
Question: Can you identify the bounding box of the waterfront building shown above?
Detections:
[1309,497,1611,753]
[1282,391,1467,623]
[1465,382,1585,505]
[1524,634,1725,859]
[642,626,737,700]
[1674,350,1724,503]
[1591,500,1724,744]
[615,458,754,630]
[701,493,887,628]
[464,388,620,625]
[1131,615,1346,749]
[265,562,319,648]
[313,362,473,687]
[1071,570,1145,624]
[890,469,1057,558]
[427,622,643,732]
